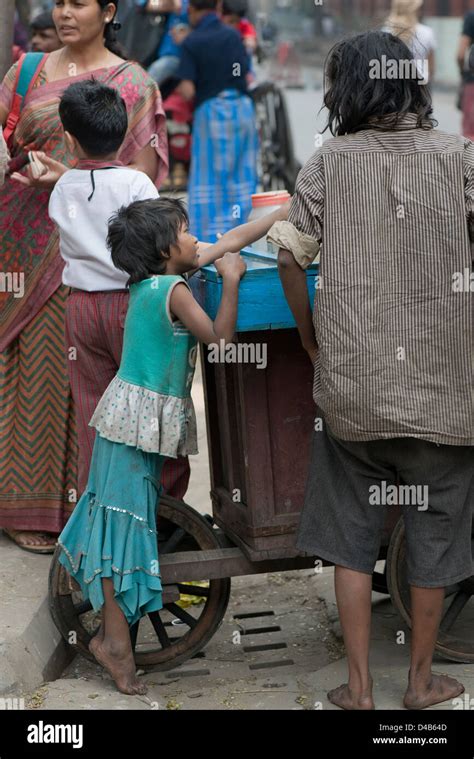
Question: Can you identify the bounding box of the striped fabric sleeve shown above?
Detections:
[0,62,18,113]
[463,139,474,265]
[283,150,324,269]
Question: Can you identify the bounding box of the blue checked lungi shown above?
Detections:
[188,89,259,242]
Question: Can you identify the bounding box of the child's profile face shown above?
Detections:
[172,222,199,271]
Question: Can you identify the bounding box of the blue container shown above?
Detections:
[190,245,319,332]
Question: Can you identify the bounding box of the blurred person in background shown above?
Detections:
[141,0,190,86]
[384,0,436,82]
[30,11,62,52]
[457,8,474,140]
[175,0,258,241]
[221,0,257,82]
[221,0,257,57]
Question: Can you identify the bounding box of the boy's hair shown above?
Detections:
[222,0,248,18]
[323,31,436,136]
[189,0,218,10]
[59,80,128,157]
[107,198,190,285]
[31,11,55,30]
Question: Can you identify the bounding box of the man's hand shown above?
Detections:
[10,151,67,189]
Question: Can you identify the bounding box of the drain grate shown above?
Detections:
[243,642,287,653]
[240,625,281,635]
[249,660,294,671]
[232,608,297,672]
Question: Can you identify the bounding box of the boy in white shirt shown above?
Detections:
[47,80,191,500]
[48,80,289,502]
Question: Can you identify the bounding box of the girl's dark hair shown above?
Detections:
[59,80,128,156]
[97,0,126,57]
[108,198,190,285]
[322,31,437,136]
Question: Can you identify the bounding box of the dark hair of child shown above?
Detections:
[59,80,128,157]
[107,197,190,285]
[30,11,55,31]
[323,31,437,137]
[222,0,248,17]
[189,0,218,11]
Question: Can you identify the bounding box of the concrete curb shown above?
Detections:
[0,533,73,696]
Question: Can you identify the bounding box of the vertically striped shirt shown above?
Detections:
[269,112,474,445]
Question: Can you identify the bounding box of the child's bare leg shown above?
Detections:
[327,566,375,710]
[404,586,464,709]
[89,578,146,695]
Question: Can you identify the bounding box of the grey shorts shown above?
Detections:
[296,420,474,587]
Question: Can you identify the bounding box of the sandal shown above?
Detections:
[2,528,57,554]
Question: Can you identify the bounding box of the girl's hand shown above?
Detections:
[214,251,247,281]
[10,151,67,189]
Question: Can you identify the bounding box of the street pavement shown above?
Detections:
[0,74,472,712]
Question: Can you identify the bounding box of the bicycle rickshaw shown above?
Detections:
[49,247,474,671]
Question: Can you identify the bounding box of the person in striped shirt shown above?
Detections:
[271,30,473,711]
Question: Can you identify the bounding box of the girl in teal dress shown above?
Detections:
[58,196,287,695]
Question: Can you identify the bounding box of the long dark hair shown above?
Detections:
[322,31,437,136]
[97,0,126,57]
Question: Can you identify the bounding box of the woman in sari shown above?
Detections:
[0,0,175,552]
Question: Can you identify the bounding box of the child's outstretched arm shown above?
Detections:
[190,201,291,274]
[170,252,246,344]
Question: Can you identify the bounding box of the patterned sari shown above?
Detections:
[0,57,168,533]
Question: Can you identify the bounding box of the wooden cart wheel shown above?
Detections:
[372,560,389,595]
[49,495,231,671]
[387,517,474,663]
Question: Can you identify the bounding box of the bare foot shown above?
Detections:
[404,674,464,710]
[89,636,147,696]
[4,529,56,553]
[93,621,105,642]
[328,683,375,710]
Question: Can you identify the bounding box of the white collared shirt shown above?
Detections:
[49,166,159,291]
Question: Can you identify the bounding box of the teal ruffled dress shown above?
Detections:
[58,275,198,626]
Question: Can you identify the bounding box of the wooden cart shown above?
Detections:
[49,247,474,668]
